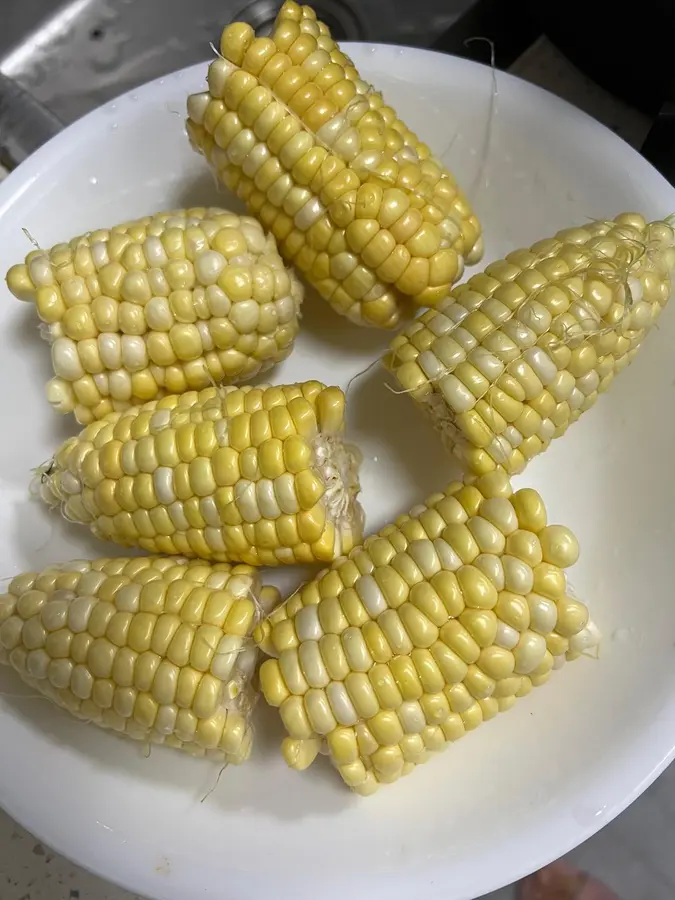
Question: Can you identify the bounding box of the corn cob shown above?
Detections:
[0,556,281,762]
[385,213,675,476]
[254,470,599,794]
[6,208,303,424]
[36,382,363,566]
[186,1,482,330]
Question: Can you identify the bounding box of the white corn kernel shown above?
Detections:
[295,605,323,642]
[355,575,387,617]
[326,681,359,726]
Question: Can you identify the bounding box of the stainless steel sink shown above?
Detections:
[1,0,472,128]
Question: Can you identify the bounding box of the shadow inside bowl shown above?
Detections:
[10,498,143,574]
[344,361,465,532]
[296,285,394,358]
[176,170,245,214]
[0,663,353,822]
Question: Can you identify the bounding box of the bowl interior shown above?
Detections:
[0,44,674,900]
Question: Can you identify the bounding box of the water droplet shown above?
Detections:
[110,123,118,132]
[159,78,165,85]
[372,456,379,463]
[130,94,138,102]
[89,176,98,186]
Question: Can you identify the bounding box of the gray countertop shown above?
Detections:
[0,36,668,900]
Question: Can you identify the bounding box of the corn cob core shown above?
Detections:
[254,470,599,794]
[0,556,281,762]
[385,213,675,476]
[186,1,482,330]
[37,382,364,566]
[5,208,303,424]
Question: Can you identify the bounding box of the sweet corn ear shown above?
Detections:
[186,1,482,329]
[0,556,281,762]
[36,382,364,566]
[6,208,303,424]
[385,213,675,475]
[255,470,599,794]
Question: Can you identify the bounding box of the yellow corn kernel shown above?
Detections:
[37,383,364,567]
[282,736,321,770]
[256,467,599,793]
[0,556,270,764]
[8,209,304,423]
[385,213,675,472]
[326,727,359,766]
[186,5,482,329]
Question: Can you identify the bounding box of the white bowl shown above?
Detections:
[1,43,674,900]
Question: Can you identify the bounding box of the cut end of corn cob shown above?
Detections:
[0,556,279,763]
[5,208,303,424]
[384,213,675,476]
[254,469,599,794]
[185,1,482,330]
[36,381,364,566]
